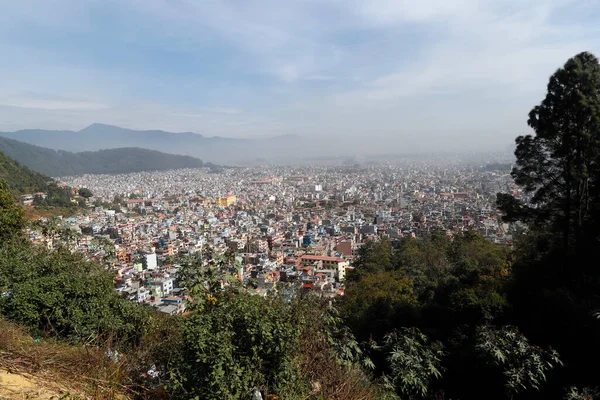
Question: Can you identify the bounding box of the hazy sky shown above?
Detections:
[0,0,598,152]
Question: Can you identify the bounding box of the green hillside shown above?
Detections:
[0,150,81,215]
[0,137,204,176]
[0,150,54,195]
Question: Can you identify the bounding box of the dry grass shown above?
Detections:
[293,315,387,400]
[21,205,81,221]
[297,334,381,400]
[0,318,135,399]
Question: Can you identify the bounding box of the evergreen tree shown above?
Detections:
[498,51,600,252]
[497,52,600,396]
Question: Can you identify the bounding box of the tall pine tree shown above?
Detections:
[498,52,600,396]
[498,52,600,252]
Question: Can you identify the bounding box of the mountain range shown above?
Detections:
[0,123,301,163]
[0,136,206,177]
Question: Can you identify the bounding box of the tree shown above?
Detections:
[0,179,25,244]
[340,271,418,341]
[78,187,93,199]
[347,239,394,282]
[498,52,600,252]
[339,231,516,399]
[396,233,452,302]
[496,52,600,396]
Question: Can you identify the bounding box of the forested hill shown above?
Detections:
[0,150,85,214]
[0,150,54,195]
[0,122,301,164]
[0,137,205,176]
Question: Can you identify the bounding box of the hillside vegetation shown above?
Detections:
[0,149,53,194]
[0,137,204,176]
[0,151,86,220]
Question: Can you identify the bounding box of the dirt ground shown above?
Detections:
[0,369,68,399]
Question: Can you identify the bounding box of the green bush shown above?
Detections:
[168,290,303,399]
[0,240,150,346]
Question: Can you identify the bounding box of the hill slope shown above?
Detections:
[0,123,301,163]
[0,150,54,195]
[0,151,81,216]
[0,137,204,176]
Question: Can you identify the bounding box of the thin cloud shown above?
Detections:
[0,97,111,111]
[0,0,597,152]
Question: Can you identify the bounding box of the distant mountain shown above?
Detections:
[0,149,54,195]
[0,123,302,163]
[0,137,205,176]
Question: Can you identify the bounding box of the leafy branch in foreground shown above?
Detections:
[382,327,444,399]
[476,325,562,397]
[564,386,600,400]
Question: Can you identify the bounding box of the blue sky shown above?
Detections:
[0,0,598,152]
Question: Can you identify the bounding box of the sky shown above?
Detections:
[0,0,598,153]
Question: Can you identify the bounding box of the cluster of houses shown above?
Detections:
[25,162,521,310]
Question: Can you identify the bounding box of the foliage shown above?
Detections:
[395,231,452,302]
[77,187,93,198]
[168,291,302,400]
[341,270,418,341]
[342,231,509,341]
[0,240,150,346]
[476,325,562,396]
[169,253,382,399]
[175,250,239,310]
[32,183,78,208]
[347,239,394,281]
[322,298,374,370]
[382,327,444,399]
[0,179,25,244]
[289,292,387,400]
[564,387,600,400]
[0,150,54,196]
[442,231,509,322]
[340,231,516,399]
[497,51,600,250]
[22,204,81,220]
[496,51,600,396]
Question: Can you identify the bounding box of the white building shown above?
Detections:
[137,288,150,303]
[149,278,174,298]
[144,252,158,270]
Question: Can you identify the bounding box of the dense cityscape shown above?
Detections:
[20,161,517,314]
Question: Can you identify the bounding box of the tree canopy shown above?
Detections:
[0,150,52,195]
[78,187,93,198]
[499,51,600,252]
